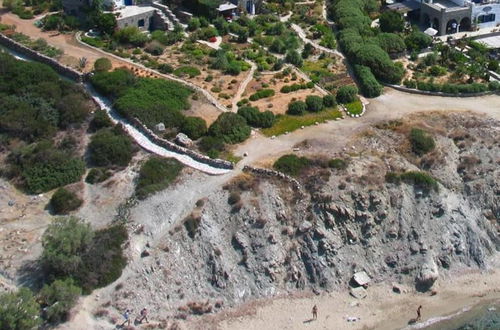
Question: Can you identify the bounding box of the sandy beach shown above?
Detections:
[196,265,500,330]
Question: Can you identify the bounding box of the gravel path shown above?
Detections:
[291,23,345,59]
[232,61,257,111]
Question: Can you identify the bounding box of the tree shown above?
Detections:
[353,65,383,98]
[96,13,117,35]
[237,107,275,128]
[89,109,113,132]
[93,58,112,72]
[377,33,406,54]
[270,38,286,54]
[50,188,83,215]
[405,31,432,51]
[41,217,94,278]
[0,288,41,330]
[208,112,251,144]
[285,50,303,67]
[39,279,81,323]
[181,116,207,140]
[336,85,358,103]
[305,95,324,112]
[379,10,404,33]
[287,101,307,115]
[302,42,314,59]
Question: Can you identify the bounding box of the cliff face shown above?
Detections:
[113,112,499,319]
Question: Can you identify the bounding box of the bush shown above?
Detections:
[328,158,347,169]
[353,65,382,98]
[208,113,251,144]
[93,58,112,72]
[8,142,86,193]
[336,85,358,103]
[322,94,337,107]
[41,217,94,278]
[50,188,82,214]
[228,192,241,205]
[287,100,307,115]
[305,95,324,112]
[89,110,113,132]
[237,106,276,128]
[429,65,447,76]
[405,31,432,51]
[173,66,201,78]
[144,40,165,56]
[188,17,201,31]
[85,168,111,184]
[409,128,435,155]
[273,154,310,176]
[285,50,303,67]
[376,33,406,54]
[181,116,207,140]
[91,69,137,98]
[249,89,275,101]
[0,288,41,330]
[39,278,81,323]
[136,157,183,199]
[88,127,133,167]
[199,136,224,156]
[114,26,148,47]
[400,171,439,191]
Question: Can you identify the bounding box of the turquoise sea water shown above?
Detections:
[420,300,500,330]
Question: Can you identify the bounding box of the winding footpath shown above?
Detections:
[231,61,257,111]
[291,23,345,59]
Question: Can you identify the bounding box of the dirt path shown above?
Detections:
[234,88,500,166]
[291,23,345,59]
[232,61,257,111]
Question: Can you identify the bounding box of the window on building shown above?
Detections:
[138,19,145,27]
[478,14,496,23]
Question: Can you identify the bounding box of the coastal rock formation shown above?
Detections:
[111,113,499,320]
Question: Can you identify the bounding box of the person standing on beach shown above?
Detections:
[139,307,149,323]
[416,305,422,321]
[121,309,131,327]
[312,305,318,320]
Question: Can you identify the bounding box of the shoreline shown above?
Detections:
[194,266,500,330]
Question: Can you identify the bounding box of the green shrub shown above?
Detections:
[409,128,435,155]
[114,26,148,47]
[50,188,82,214]
[208,113,251,144]
[379,10,404,33]
[345,100,363,115]
[400,171,439,191]
[273,154,310,176]
[305,95,324,112]
[144,40,165,56]
[199,136,224,156]
[249,89,275,101]
[353,65,382,98]
[39,278,81,323]
[228,191,241,205]
[89,110,113,132]
[85,168,111,184]
[8,142,85,193]
[93,58,112,72]
[180,116,207,140]
[405,31,432,51]
[136,157,183,199]
[158,63,174,74]
[88,127,133,167]
[91,69,137,98]
[322,94,337,107]
[429,65,447,76]
[0,288,41,330]
[376,33,406,54]
[328,158,347,169]
[174,66,201,78]
[336,85,358,103]
[237,106,275,128]
[287,100,307,115]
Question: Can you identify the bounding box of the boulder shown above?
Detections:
[416,257,439,291]
[298,221,312,233]
[350,286,367,299]
[352,271,371,287]
[175,133,193,147]
[155,122,166,132]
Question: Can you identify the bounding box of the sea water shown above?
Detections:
[422,300,500,330]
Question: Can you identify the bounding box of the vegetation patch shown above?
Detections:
[344,99,363,115]
[273,154,310,176]
[386,171,439,192]
[262,108,342,137]
[136,157,183,199]
[249,88,275,101]
[50,188,83,214]
[88,126,133,167]
[409,128,436,156]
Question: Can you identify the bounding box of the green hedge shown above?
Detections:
[403,80,493,94]
[237,106,276,128]
[280,82,315,93]
[354,65,383,98]
[249,88,275,101]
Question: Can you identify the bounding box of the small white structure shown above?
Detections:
[155,122,166,132]
[424,27,438,37]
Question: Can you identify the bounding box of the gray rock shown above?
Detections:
[352,271,371,287]
[175,133,193,147]
[298,221,312,233]
[350,286,367,299]
[155,122,166,132]
[416,257,439,291]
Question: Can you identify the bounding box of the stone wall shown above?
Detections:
[242,165,303,192]
[0,33,87,82]
[128,117,234,170]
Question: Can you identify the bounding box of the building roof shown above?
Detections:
[217,2,237,12]
[386,0,421,13]
[114,5,156,19]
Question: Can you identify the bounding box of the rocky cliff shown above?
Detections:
[110,112,499,322]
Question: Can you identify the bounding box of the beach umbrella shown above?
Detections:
[424,27,438,37]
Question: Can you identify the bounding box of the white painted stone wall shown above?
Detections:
[472,3,500,28]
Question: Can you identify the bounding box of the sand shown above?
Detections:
[207,266,500,330]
